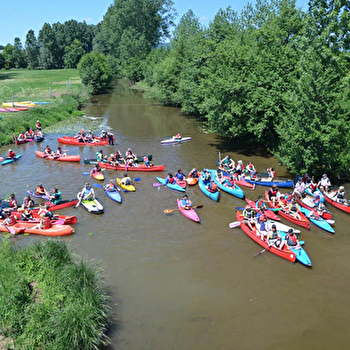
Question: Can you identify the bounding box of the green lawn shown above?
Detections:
[0,69,81,102]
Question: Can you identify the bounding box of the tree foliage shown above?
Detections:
[25,30,40,69]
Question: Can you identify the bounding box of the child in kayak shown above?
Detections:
[104,180,119,192]
[165,173,176,185]
[8,149,16,159]
[76,183,96,207]
[175,169,186,181]
[206,179,218,193]
[120,173,132,186]
[180,194,192,210]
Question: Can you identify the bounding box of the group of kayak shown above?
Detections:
[58,129,115,146]
[15,120,45,144]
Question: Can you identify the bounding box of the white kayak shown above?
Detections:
[161,136,191,144]
[265,220,301,234]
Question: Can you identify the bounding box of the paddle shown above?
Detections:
[253,245,271,257]
[163,205,203,214]
[235,207,283,212]
[229,221,241,229]
[153,183,162,187]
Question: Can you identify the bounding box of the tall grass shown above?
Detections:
[0,239,111,349]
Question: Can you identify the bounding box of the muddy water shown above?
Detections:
[3,88,350,350]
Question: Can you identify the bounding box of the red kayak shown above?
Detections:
[35,151,81,162]
[58,136,109,146]
[245,198,280,221]
[264,191,310,229]
[236,211,296,263]
[16,138,33,145]
[98,162,165,172]
[324,191,350,214]
[11,212,77,225]
[219,167,255,189]
[295,194,332,220]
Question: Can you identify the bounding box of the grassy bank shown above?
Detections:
[0,239,110,349]
[0,69,88,146]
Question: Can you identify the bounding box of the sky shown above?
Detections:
[0,0,308,47]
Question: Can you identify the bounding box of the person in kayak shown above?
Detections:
[121,173,132,186]
[20,208,33,221]
[293,178,305,199]
[255,196,267,210]
[334,186,347,204]
[35,184,47,196]
[266,167,276,179]
[220,155,235,170]
[3,194,18,211]
[180,194,192,210]
[225,175,236,187]
[206,179,218,193]
[242,206,255,230]
[96,150,104,162]
[8,149,16,159]
[91,164,102,174]
[47,188,62,205]
[234,160,245,176]
[44,145,54,157]
[100,130,107,139]
[173,133,182,140]
[25,127,34,138]
[307,206,322,220]
[165,173,176,185]
[143,155,151,167]
[267,224,284,250]
[55,147,66,157]
[76,183,96,207]
[36,120,42,131]
[175,169,186,181]
[17,131,27,141]
[188,168,199,178]
[278,194,289,208]
[201,169,211,182]
[246,161,257,178]
[306,176,318,193]
[107,154,118,166]
[216,168,225,184]
[21,195,35,209]
[114,150,123,162]
[1,211,18,227]
[318,174,331,193]
[284,229,301,250]
[125,148,136,160]
[104,180,119,192]
[268,184,280,205]
[256,207,268,240]
[286,198,302,220]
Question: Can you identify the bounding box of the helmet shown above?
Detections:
[8,149,12,152]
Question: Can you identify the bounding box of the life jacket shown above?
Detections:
[36,122,41,128]
[107,183,115,191]
[209,183,218,192]
[8,151,16,158]
[8,215,17,225]
[35,186,45,195]
[286,234,297,246]
[257,213,267,223]
[9,199,17,208]
[269,230,279,239]
[269,188,278,197]
[337,191,345,199]
[51,191,62,205]
[44,216,51,229]
[167,177,175,184]
[311,210,320,219]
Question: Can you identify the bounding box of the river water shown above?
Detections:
[2,87,350,350]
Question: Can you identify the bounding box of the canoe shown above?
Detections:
[299,207,334,233]
[0,220,73,236]
[16,138,33,145]
[34,135,45,142]
[83,154,153,165]
[245,198,280,221]
[116,178,135,192]
[265,220,301,234]
[35,151,81,162]
[105,188,122,203]
[91,172,104,181]
[1,155,22,165]
[156,177,186,192]
[208,169,245,199]
[58,136,109,146]
[244,176,294,188]
[161,137,191,144]
[237,212,311,266]
[99,162,165,172]
[186,177,199,186]
[295,194,332,220]
[27,190,50,200]
[198,173,220,201]
[264,190,310,229]
[177,199,200,223]
[323,190,350,214]
[220,168,255,189]
[78,195,104,214]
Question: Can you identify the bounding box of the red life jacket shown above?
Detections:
[209,183,218,192]
[8,151,16,158]
[44,217,51,229]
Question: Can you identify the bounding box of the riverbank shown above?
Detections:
[0,239,110,349]
[0,69,88,146]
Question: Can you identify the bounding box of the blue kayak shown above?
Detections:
[198,173,220,201]
[34,135,45,142]
[304,188,325,203]
[244,177,294,188]
[156,177,186,192]
[290,246,312,267]
[105,189,122,203]
[1,154,22,165]
[299,207,334,233]
[208,170,244,199]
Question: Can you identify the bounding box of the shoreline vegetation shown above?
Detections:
[0,69,87,146]
[0,239,110,349]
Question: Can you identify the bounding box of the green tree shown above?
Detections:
[2,44,15,68]
[25,29,39,68]
[38,23,58,69]
[64,39,85,68]
[13,37,27,68]
[78,52,112,94]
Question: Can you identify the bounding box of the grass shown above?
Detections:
[0,69,89,146]
[0,239,111,349]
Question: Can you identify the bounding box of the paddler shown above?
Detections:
[47,188,62,205]
[268,184,280,205]
[8,149,16,159]
[266,167,276,179]
[107,131,114,145]
[173,133,182,140]
[201,169,211,182]
[76,183,96,207]
[175,169,186,181]
[1,211,18,228]
[206,179,218,193]
[256,207,268,241]
[225,175,236,187]
[307,206,322,220]
[220,155,235,170]
[188,168,199,178]
[44,145,54,156]
[21,195,35,209]
[21,208,33,221]
[334,186,347,204]
[180,194,192,210]
[267,224,284,250]
[55,147,66,157]
[91,164,102,174]
[17,131,26,141]
[242,205,255,230]
[35,184,47,196]
[96,150,104,162]
[36,120,42,131]
[143,155,151,167]
[165,173,176,185]
[3,194,18,211]
[120,173,132,186]
[104,180,119,192]
[284,229,301,250]
[255,196,267,210]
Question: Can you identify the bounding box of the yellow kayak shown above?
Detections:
[91,172,105,181]
[116,178,135,192]
[2,101,36,107]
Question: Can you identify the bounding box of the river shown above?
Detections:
[2,87,350,350]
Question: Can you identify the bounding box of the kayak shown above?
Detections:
[78,195,104,214]
[265,220,301,234]
[27,190,50,200]
[58,136,109,146]
[11,212,77,225]
[105,188,122,203]
[2,101,35,107]
[208,169,245,199]
[35,151,81,162]
[323,190,350,214]
[84,154,152,165]
[177,199,200,223]
[245,198,280,221]
[0,107,28,112]
[16,138,33,145]
[161,137,192,144]
[304,188,325,202]
[219,168,255,189]
[237,212,311,266]
[295,194,332,220]
[299,207,334,233]
[46,199,78,211]
[244,176,294,188]
[264,190,310,229]
[91,171,104,181]
[99,162,165,172]
[198,173,220,202]
[116,178,135,192]
[186,177,199,186]
[34,135,45,142]
[176,179,187,189]
[0,220,73,236]
[156,177,186,192]
[1,155,22,165]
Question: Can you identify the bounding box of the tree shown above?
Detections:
[13,38,27,68]
[38,23,58,69]
[78,52,112,94]
[64,39,85,68]
[25,30,39,68]
[2,44,15,68]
